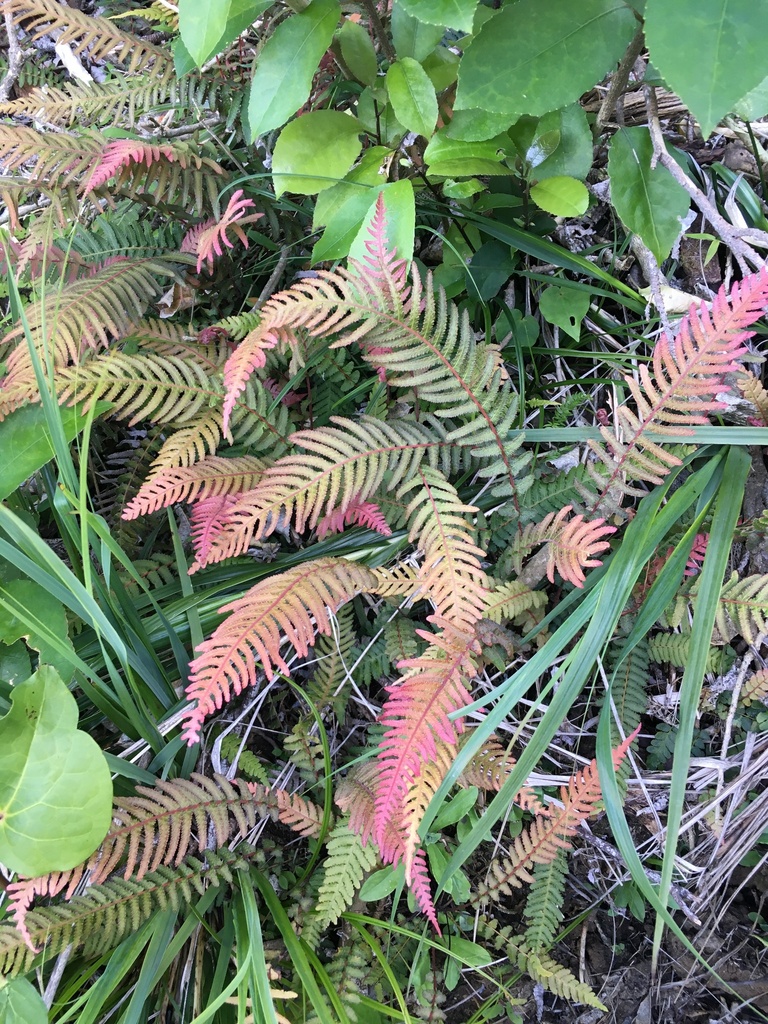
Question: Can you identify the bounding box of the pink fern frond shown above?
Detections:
[408,847,441,934]
[83,139,177,194]
[181,189,261,273]
[222,323,281,434]
[545,507,615,588]
[316,497,392,539]
[189,493,242,563]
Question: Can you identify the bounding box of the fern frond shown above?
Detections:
[457,733,544,813]
[374,626,479,867]
[316,497,392,539]
[474,729,637,901]
[221,196,532,502]
[58,350,217,425]
[648,632,733,673]
[219,734,271,784]
[742,669,768,705]
[215,310,262,341]
[6,0,172,74]
[483,579,547,623]
[737,370,768,424]
[285,721,326,786]
[477,918,605,1009]
[304,939,371,1022]
[306,603,357,716]
[181,189,261,273]
[715,572,768,643]
[401,742,456,867]
[384,615,422,664]
[6,773,268,946]
[0,124,104,187]
[0,847,253,977]
[313,819,379,928]
[183,558,378,743]
[503,506,615,588]
[401,467,489,631]
[1,258,172,417]
[191,416,447,566]
[122,455,266,519]
[0,78,178,127]
[272,788,326,838]
[523,849,568,951]
[189,493,242,564]
[580,269,768,514]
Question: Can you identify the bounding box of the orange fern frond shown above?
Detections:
[189,494,242,563]
[181,189,261,273]
[271,788,326,838]
[190,417,444,567]
[83,139,177,194]
[0,124,104,188]
[316,497,392,539]
[401,467,489,630]
[474,728,639,902]
[458,734,545,813]
[374,626,479,863]
[6,773,271,948]
[505,506,615,588]
[742,669,768,705]
[6,0,172,74]
[122,455,266,519]
[183,558,378,743]
[583,269,768,514]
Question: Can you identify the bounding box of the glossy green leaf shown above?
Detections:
[312,147,389,262]
[530,175,589,216]
[456,0,635,117]
[645,0,768,138]
[0,401,111,502]
[530,104,593,181]
[248,0,340,139]
[425,130,510,177]
[466,241,516,301]
[0,577,77,680]
[348,179,415,263]
[0,978,47,1024]
[178,0,231,66]
[0,666,112,875]
[357,87,407,144]
[386,58,438,137]
[176,0,270,70]
[272,110,363,196]
[359,863,406,901]
[734,73,768,120]
[421,46,460,92]
[539,284,591,340]
[445,108,514,142]
[0,641,30,687]
[399,0,478,33]
[608,127,690,263]
[337,19,378,85]
[391,0,444,61]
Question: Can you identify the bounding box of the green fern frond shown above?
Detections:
[307,603,357,717]
[305,939,372,1024]
[648,632,735,673]
[58,350,217,425]
[0,847,255,977]
[219,734,271,784]
[285,720,326,787]
[312,819,379,929]
[1,257,174,417]
[483,579,547,623]
[384,615,422,664]
[523,849,568,951]
[214,311,262,341]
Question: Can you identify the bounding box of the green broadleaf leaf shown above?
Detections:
[456,0,635,117]
[608,127,690,263]
[248,0,340,138]
[399,0,478,33]
[0,577,78,681]
[530,104,593,181]
[444,108,514,142]
[530,175,589,216]
[391,0,444,61]
[0,978,48,1024]
[0,666,112,875]
[178,0,231,66]
[348,179,415,263]
[386,58,438,137]
[645,0,768,138]
[0,401,111,502]
[359,863,406,901]
[176,0,270,70]
[539,284,591,340]
[272,110,363,196]
[337,20,378,85]
[312,147,389,262]
[425,130,511,176]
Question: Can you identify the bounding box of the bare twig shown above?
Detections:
[0,8,25,103]
[597,26,645,129]
[645,85,768,272]
[255,244,290,308]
